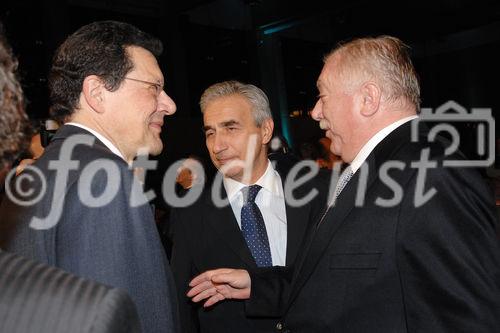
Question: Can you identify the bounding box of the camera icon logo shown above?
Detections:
[411,100,495,167]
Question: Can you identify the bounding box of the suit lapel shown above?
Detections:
[204,185,257,269]
[285,163,374,308]
[274,166,312,266]
[285,193,311,266]
[284,201,310,266]
[285,121,415,309]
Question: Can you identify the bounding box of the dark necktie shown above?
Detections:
[240,185,273,267]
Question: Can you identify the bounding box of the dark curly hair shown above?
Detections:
[0,23,30,168]
[49,20,163,122]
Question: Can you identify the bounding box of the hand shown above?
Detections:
[15,158,36,175]
[187,268,251,307]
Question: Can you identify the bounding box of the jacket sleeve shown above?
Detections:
[244,265,294,318]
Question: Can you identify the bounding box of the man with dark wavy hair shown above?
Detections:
[0,22,143,333]
[1,21,179,332]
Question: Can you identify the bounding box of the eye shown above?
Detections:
[151,84,162,95]
[205,130,214,138]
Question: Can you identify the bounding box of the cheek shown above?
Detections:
[205,138,213,150]
[233,136,251,157]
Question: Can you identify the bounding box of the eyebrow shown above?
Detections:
[203,119,241,132]
[220,120,240,127]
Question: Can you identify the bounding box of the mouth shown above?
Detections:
[149,122,163,132]
[216,157,231,165]
[216,155,239,166]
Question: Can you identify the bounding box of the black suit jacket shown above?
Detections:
[0,250,140,333]
[171,166,328,333]
[0,125,179,333]
[246,121,500,332]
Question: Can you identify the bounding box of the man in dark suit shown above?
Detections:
[186,36,500,332]
[0,22,140,333]
[1,21,179,333]
[170,81,326,332]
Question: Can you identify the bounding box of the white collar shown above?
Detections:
[223,160,283,201]
[350,115,418,173]
[65,122,126,162]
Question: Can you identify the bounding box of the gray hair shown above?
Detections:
[199,80,272,126]
[326,36,420,111]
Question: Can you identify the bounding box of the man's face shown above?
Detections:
[203,94,273,183]
[103,46,176,161]
[311,56,358,163]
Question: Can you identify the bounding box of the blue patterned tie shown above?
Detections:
[241,185,273,267]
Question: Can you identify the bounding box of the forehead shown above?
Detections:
[126,46,163,81]
[317,56,338,90]
[203,94,254,125]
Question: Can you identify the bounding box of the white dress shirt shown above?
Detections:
[350,116,418,173]
[65,122,126,161]
[223,160,287,266]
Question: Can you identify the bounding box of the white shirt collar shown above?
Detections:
[350,115,418,173]
[223,160,283,201]
[65,122,126,161]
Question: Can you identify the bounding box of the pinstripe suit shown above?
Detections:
[0,250,140,333]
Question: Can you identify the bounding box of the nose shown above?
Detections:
[311,99,322,121]
[211,132,227,154]
[158,90,177,115]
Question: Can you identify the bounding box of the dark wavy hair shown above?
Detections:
[0,23,30,168]
[49,20,163,122]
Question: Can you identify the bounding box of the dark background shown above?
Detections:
[2,0,500,187]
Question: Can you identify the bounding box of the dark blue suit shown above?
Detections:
[1,125,179,333]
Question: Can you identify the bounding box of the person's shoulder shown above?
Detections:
[0,250,141,332]
[42,131,128,168]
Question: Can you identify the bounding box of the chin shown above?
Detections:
[221,167,244,181]
[147,142,163,156]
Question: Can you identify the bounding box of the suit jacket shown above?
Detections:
[0,125,179,333]
[0,250,140,333]
[246,121,500,332]
[170,166,328,333]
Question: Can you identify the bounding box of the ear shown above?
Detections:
[82,75,106,113]
[260,118,274,145]
[359,82,381,117]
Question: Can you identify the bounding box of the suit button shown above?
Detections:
[276,322,283,331]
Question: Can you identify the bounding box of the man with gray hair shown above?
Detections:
[187,37,500,332]
[171,80,326,332]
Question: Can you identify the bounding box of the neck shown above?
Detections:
[230,158,269,185]
[69,112,133,163]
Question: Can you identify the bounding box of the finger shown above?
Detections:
[204,292,226,307]
[214,285,232,298]
[215,284,250,300]
[189,272,212,287]
[189,268,233,287]
[187,280,215,298]
[191,286,218,303]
